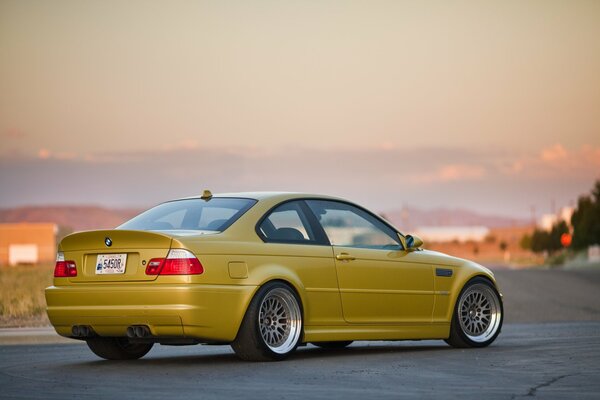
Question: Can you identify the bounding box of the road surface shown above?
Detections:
[0,269,598,399]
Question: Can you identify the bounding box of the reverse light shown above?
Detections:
[54,252,77,277]
[145,258,164,275]
[146,249,203,275]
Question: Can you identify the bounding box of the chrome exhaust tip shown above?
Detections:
[72,325,81,337]
[128,325,151,338]
[72,325,95,338]
[134,326,147,338]
[126,326,136,338]
[80,325,90,337]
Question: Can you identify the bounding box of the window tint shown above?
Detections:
[118,198,256,232]
[155,208,186,229]
[259,201,316,243]
[306,200,401,249]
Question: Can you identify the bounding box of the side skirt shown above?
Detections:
[303,323,450,342]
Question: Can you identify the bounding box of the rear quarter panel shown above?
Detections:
[178,237,345,327]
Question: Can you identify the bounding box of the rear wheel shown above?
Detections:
[445,277,503,348]
[86,337,153,360]
[312,341,353,349]
[232,282,303,361]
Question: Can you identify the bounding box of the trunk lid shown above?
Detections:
[60,230,173,282]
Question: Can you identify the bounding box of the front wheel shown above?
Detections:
[231,282,303,361]
[445,277,503,348]
[86,337,153,360]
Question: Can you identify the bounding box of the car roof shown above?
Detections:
[179,191,347,202]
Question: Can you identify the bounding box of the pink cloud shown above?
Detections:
[414,164,486,183]
[37,149,51,159]
[438,164,486,181]
[35,149,80,161]
[540,144,568,163]
[20,143,600,186]
[492,144,599,181]
[3,144,597,217]
[4,128,27,139]
[54,152,78,160]
[161,139,200,152]
[581,145,600,167]
[378,142,396,151]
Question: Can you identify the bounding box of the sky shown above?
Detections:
[0,0,599,217]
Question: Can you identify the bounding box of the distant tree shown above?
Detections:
[484,234,496,243]
[571,180,600,250]
[529,220,569,255]
[520,233,532,250]
[530,229,551,254]
[526,180,599,256]
[499,241,508,252]
[549,221,569,253]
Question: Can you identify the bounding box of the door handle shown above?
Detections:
[336,253,356,261]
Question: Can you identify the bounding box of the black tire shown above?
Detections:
[231,281,303,361]
[86,337,153,360]
[311,341,353,349]
[445,277,503,348]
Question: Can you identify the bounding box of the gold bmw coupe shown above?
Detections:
[46,191,503,361]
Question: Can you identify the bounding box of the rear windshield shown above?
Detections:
[118,198,257,232]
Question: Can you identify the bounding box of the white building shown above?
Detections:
[538,207,574,231]
[413,226,490,243]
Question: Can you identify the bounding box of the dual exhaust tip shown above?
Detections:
[71,324,151,338]
[71,325,96,338]
[126,325,151,338]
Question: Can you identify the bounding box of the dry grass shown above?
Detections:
[0,264,53,327]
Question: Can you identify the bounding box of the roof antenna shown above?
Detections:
[201,190,212,201]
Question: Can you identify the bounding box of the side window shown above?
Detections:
[259,201,316,243]
[306,200,401,249]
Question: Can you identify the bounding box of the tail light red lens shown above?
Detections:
[54,252,77,277]
[145,258,164,275]
[161,257,203,275]
[145,249,203,276]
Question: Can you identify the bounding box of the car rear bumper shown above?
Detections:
[45,283,257,342]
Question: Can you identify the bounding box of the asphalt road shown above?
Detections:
[494,268,600,323]
[1,269,599,399]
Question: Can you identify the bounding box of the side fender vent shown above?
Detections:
[436,268,453,277]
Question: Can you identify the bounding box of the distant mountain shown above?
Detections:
[382,206,529,232]
[0,204,529,234]
[0,206,141,232]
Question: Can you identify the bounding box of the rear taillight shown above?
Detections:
[145,258,164,275]
[146,249,203,276]
[54,252,77,277]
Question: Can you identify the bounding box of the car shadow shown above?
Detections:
[74,342,454,368]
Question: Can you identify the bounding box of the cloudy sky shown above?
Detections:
[1,0,599,217]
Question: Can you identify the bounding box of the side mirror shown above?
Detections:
[405,234,424,250]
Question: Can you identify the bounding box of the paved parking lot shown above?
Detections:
[1,269,599,399]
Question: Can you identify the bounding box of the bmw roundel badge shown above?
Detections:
[104,237,112,247]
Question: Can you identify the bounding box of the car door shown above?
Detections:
[305,199,435,324]
[256,200,343,326]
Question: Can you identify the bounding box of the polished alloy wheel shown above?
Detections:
[458,283,502,343]
[258,287,301,354]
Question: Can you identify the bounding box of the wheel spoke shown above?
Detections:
[257,288,302,354]
[457,284,501,343]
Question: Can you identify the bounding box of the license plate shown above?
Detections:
[96,254,127,274]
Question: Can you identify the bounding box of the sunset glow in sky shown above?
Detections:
[1,1,599,216]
